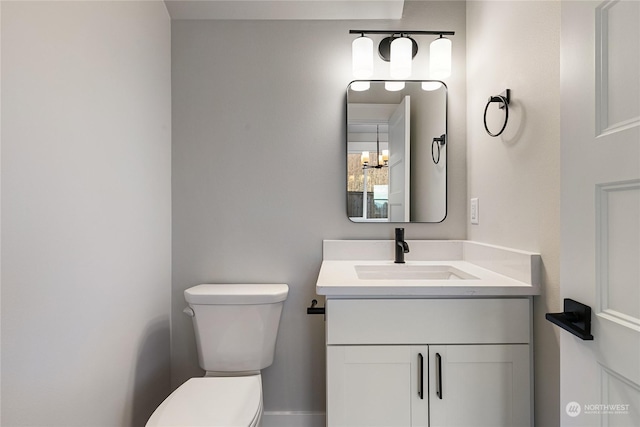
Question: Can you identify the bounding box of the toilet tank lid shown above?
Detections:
[185,284,289,305]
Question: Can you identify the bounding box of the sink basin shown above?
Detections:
[355,264,479,280]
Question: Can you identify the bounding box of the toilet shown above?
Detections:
[146,283,289,427]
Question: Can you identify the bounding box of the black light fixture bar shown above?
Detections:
[349,30,455,36]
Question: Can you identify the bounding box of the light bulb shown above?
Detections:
[352,36,373,79]
[430,36,452,80]
[390,37,412,79]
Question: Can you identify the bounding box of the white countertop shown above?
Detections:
[316,240,541,297]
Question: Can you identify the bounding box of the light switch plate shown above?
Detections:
[470,198,479,224]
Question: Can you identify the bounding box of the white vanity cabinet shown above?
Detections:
[325,298,532,427]
[327,345,429,427]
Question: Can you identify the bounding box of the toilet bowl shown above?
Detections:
[146,376,263,427]
[146,284,288,427]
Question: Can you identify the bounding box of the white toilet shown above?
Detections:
[146,283,289,427]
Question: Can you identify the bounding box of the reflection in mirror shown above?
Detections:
[347,81,447,223]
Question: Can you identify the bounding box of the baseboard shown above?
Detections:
[261,411,326,427]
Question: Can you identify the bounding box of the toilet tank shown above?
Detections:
[184,284,288,373]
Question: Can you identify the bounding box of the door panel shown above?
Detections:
[388,96,410,222]
[561,0,640,425]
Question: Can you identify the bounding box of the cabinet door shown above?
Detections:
[327,345,429,427]
[429,345,531,427]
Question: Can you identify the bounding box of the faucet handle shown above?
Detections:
[394,228,409,263]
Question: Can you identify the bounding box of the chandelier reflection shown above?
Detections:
[361,125,388,169]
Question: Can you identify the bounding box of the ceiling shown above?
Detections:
[164,0,405,20]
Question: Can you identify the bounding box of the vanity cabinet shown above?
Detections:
[325,298,532,427]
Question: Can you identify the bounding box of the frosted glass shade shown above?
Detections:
[361,151,370,165]
[430,37,452,79]
[422,81,443,91]
[352,36,373,79]
[350,81,371,91]
[390,37,412,79]
[385,81,405,91]
[381,150,389,163]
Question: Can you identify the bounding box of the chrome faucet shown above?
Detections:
[394,228,410,263]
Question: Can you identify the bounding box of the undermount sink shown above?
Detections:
[355,264,479,280]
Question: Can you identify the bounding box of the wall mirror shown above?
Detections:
[347,81,447,222]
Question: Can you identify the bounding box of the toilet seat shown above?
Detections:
[146,375,262,427]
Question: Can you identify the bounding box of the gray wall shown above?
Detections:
[1,1,172,425]
[466,2,561,425]
[411,85,447,221]
[0,1,565,424]
[171,0,467,413]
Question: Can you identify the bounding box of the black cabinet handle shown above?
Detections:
[435,353,443,399]
[546,298,594,340]
[418,353,424,399]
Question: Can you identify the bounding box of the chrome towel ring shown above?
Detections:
[483,89,510,137]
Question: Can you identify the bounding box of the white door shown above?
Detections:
[326,345,428,427]
[388,96,410,222]
[429,345,531,427]
[560,1,640,425]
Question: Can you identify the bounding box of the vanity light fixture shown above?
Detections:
[424,35,452,92]
[361,125,388,169]
[351,34,373,91]
[390,35,413,79]
[350,30,455,91]
[429,35,452,79]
